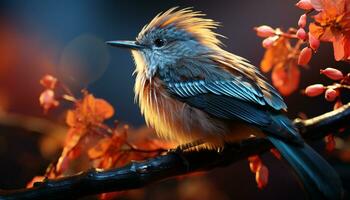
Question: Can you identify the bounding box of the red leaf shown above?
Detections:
[325,134,336,152]
[248,155,262,173]
[256,164,269,189]
[270,148,282,160]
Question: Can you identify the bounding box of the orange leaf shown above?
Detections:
[343,34,350,59]
[27,176,45,188]
[321,0,346,16]
[248,155,261,173]
[95,99,114,119]
[88,138,113,159]
[56,154,70,174]
[260,38,290,73]
[260,48,274,72]
[66,110,76,127]
[307,0,350,61]
[333,35,345,61]
[65,92,115,129]
[309,23,325,40]
[272,62,300,96]
[100,156,114,169]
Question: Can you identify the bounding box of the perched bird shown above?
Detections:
[107,7,343,199]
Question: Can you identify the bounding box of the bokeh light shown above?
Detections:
[58,34,110,89]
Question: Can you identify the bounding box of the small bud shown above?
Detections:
[320,68,344,80]
[262,35,279,48]
[308,33,320,50]
[325,88,338,102]
[298,14,307,28]
[40,74,58,89]
[305,84,325,96]
[255,25,276,38]
[298,47,313,65]
[296,28,307,40]
[296,0,313,10]
[39,89,59,113]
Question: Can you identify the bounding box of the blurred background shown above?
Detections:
[0,0,349,199]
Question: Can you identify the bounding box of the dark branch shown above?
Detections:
[1,103,350,200]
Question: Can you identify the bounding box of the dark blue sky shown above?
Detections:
[0,0,338,126]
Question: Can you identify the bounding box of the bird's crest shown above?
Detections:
[137,7,224,48]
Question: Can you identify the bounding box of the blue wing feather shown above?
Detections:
[185,94,301,143]
[167,79,282,110]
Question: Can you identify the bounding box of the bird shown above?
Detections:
[107,7,343,199]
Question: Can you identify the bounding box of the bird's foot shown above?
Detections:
[167,148,191,172]
[167,139,205,172]
[170,139,205,152]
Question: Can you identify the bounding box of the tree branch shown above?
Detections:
[1,102,350,200]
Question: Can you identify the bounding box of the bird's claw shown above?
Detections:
[167,147,190,171]
[167,146,183,153]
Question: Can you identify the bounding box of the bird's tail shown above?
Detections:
[268,136,343,200]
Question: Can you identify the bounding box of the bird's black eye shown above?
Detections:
[154,38,165,47]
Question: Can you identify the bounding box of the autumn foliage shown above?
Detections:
[255,0,350,96]
[27,1,350,198]
[30,75,175,199]
[255,0,350,163]
[253,0,350,160]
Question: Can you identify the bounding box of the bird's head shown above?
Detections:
[107,7,224,79]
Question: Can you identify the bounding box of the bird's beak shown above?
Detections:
[106,40,144,50]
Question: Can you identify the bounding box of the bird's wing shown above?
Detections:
[165,78,300,143]
[166,78,286,111]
